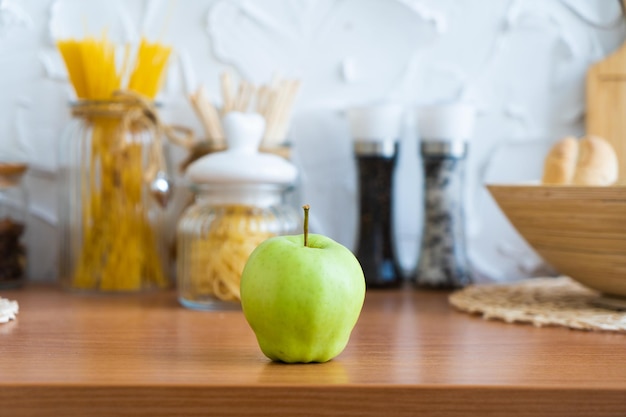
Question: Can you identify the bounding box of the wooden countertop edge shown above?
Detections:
[1,385,624,417]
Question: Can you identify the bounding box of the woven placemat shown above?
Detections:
[449,277,626,333]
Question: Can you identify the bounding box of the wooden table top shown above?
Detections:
[1,285,625,417]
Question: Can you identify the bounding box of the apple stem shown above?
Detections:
[302,204,310,247]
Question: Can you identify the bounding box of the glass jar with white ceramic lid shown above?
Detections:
[177,112,300,310]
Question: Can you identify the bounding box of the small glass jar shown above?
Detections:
[0,163,28,289]
[57,98,172,292]
[177,184,299,310]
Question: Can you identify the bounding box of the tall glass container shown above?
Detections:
[0,163,28,289]
[354,141,401,287]
[414,103,476,289]
[416,142,470,288]
[58,99,172,292]
[347,105,404,288]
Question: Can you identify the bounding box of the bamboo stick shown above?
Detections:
[188,71,300,153]
[220,71,235,115]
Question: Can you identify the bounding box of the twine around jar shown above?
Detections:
[71,90,194,192]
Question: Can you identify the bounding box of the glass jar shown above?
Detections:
[0,163,28,289]
[57,99,171,292]
[415,142,470,288]
[347,105,405,288]
[354,141,402,287]
[177,184,299,310]
[414,103,476,289]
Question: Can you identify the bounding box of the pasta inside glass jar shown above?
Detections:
[177,184,299,309]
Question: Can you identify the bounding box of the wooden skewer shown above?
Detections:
[262,89,281,144]
[188,71,300,152]
[256,85,270,116]
[242,82,257,112]
[273,80,301,144]
[196,86,225,146]
[189,92,213,141]
[265,80,293,146]
[220,71,234,115]
[189,85,225,147]
[233,81,246,112]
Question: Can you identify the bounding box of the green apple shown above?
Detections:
[240,205,366,363]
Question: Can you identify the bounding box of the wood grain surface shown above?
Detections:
[586,36,626,184]
[487,184,626,297]
[1,285,625,416]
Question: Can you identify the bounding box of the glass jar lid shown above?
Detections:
[186,112,297,186]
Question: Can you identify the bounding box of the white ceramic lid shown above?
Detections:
[347,104,404,142]
[186,112,297,185]
[417,102,476,142]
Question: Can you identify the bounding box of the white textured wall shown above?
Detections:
[0,0,624,282]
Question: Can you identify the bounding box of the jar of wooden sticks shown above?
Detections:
[184,71,300,169]
[0,163,28,289]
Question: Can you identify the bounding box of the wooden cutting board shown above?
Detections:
[586,7,626,184]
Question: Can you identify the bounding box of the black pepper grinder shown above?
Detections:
[348,105,404,288]
[414,103,476,289]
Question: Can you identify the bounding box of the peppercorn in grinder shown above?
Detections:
[347,105,404,288]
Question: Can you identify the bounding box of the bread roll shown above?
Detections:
[572,135,619,186]
[541,135,618,186]
[542,136,578,185]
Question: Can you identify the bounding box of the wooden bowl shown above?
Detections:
[487,183,626,298]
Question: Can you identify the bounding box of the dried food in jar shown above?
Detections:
[0,218,25,285]
[179,205,275,303]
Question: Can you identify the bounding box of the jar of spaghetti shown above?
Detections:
[177,112,299,310]
[57,95,173,292]
[0,163,28,289]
